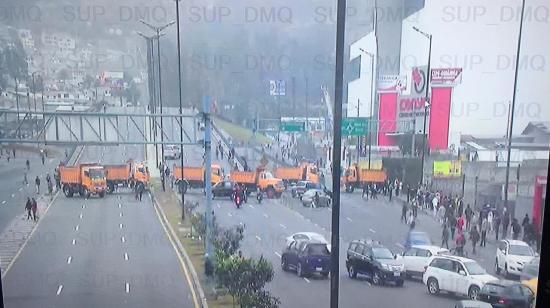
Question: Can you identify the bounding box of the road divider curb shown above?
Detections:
[150,188,208,308]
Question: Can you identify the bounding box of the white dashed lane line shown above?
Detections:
[2,201,6,205]
[75,225,79,231]
[248,204,255,209]
[121,236,126,243]
[56,285,63,295]
[263,213,269,218]
[125,283,130,293]
[118,203,121,208]
[67,256,72,264]
[228,212,233,217]
[346,217,353,222]
[120,223,123,229]
[18,187,22,191]
[72,239,76,245]
[274,252,281,258]
[119,212,123,218]
[11,194,14,198]
[124,253,129,261]
[369,228,376,233]
[395,243,404,248]
[79,213,83,219]
[303,278,311,283]
[279,224,287,229]
[255,235,262,241]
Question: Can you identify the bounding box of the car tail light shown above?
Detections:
[498,299,506,305]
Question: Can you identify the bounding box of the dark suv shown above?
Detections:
[291,181,321,198]
[281,240,331,278]
[346,239,405,286]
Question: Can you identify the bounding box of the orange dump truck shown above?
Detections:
[275,163,320,185]
[230,167,285,198]
[173,164,223,194]
[60,163,107,198]
[341,164,387,193]
[104,160,150,193]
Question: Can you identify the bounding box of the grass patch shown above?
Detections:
[214,117,271,145]
[151,180,234,308]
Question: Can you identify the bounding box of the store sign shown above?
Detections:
[378,75,407,92]
[433,161,462,178]
[411,66,428,95]
[431,68,463,85]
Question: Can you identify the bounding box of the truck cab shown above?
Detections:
[257,171,285,198]
[133,162,150,188]
[82,166,107,196]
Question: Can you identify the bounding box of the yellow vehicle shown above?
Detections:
[341,164,387,193]
[60,163,107,198]
[231,167,285,198]
[275,163,320,185]
[104,160,150,193]
[173,164,223,193]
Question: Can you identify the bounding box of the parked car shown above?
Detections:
[291,181,321,198]
[281,240,331,278]
[453,300,492,308]
[301,189,332,208]
[285,232,329,248]
[212,180,236,200]
[423,255,496,300]
[478,279,535,308]
[402,245,450,278]
[520,257,540,281]
[405,231,432,248]
[346,239,405,286]
[496,240,536,278]
[163,144,182,159]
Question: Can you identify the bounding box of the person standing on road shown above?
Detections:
[442,222,450,249]
[25,197,32,220]
[522,214,530,231]
[138,183,144,202]
[401,201,408,223]
[449,213,457,240]
[31,198,38,221]
[470,226,480,255]
[41,151,45,165]
[487,210,494,234]
[465,204,473,231]
[26,159,30,170]
[512,218,521,240]
[457,214,465,234]
[54,169,61,190]
[35,176,41,194]
[23,171,28,185]
[502,212,510,239]
[494,213,501,240]
[480,218,489,247]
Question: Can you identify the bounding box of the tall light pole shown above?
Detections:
[504,0,526,218]
[137,32,160,167]
[175,0,186,220]
[140,20,175,172]
[359,48,375,170]
[413,26,433,186]
[31,71,41,135]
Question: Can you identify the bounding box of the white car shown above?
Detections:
[495,239,536,277]
[402,245,450,278]
[163,144,182,159]
[423,255,496,300]
[285,232,329,248]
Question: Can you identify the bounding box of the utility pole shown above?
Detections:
[330,0,347,306]
[504,0,526,219]
[305,76,309,141]
[359,48,375,170]
[411,118,416,157]
[175,0,186,220]
[356,98,360,165]
[203,96,214,270]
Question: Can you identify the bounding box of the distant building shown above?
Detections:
[522,122,550,145]
[18,29,34,49]
[41,32,76,54]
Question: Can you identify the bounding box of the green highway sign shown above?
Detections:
[280,121,306,132]
[342,118,368,136]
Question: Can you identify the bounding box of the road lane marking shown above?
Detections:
[396,243,404,248]
[124,253,129,261]
[120,223,123,229]
[255,235,262,241]
[346,217,353,222]
[67,256,72,264]
[322,227,326,231]
[274,252,281,258]
[2,201,6,205]
[82,204,85,209]
[79,213,83,219]
[279,224,287,229]
[118,203,121,208]
[125,282,130,293]
[216,204,220,209]
[56,285,63,295]
[263,213,269,218]
[328,208,332,212]
[18,187,22,191]
[248,204,255,209]
[120,212,123,218]
[72,239,76,245]
[228,212,233,217]
[11,194,14,198]
[369,228,376,233]
[75,225,79,231]
[303,278,311,283]
[121,236,126,243]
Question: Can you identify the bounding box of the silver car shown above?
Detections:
[301,189,331,208]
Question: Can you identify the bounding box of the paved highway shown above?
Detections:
[2,107,197,308]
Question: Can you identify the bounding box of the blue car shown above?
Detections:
[405,231,432,249]
[281,240,331,278]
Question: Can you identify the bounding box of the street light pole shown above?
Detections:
[413,26,433,185]
[359,48,375,170]
[356,98,360,165]
[504,0,526,218]
[175,0,186,220]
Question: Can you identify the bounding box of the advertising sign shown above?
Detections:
[269,80,286,96]
[378,75,407,92]
[431,68,463,85]
[433,161,462,178]
[396,66,428,132]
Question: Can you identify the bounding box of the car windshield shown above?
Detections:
[509,245,534,256]
[465,262,487,275]
[410,232,432,245]
[307,244,330,256]
[89,169,105,179]
[482,284,505,294]
[372,248,394,259]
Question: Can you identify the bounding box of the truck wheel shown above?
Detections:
[266,187,275,199]
[63,186,73,197]
[83,189,90,199]
[179,181,188,194]
[107,183,114,194]
[345,185,354,193]
[99,192,105,198]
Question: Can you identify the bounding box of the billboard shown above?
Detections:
[378,75,407,92]
[431,68,463,86]
[433,160,462,178]
[396,66,429,133]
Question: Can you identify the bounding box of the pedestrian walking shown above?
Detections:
[31,198,38,221]
[449,214,457,240]
[26,159,30,170]
[502,212,510,239]
[470,226,480,255]
[442,223,450,249]
[25,197,32,220]
[465,204,473,230]
[494,214,501,240]
[35,176,41,194]
[480,218,489,247]
[522,214,530,230]
[488,210,494,233]
[41,151,45,165]
[457,215,465,234]
[512,218,521,240]
[23,171,28,185]
[138,183,144,202]
[437,205,446,224]
[401,202,408,223]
